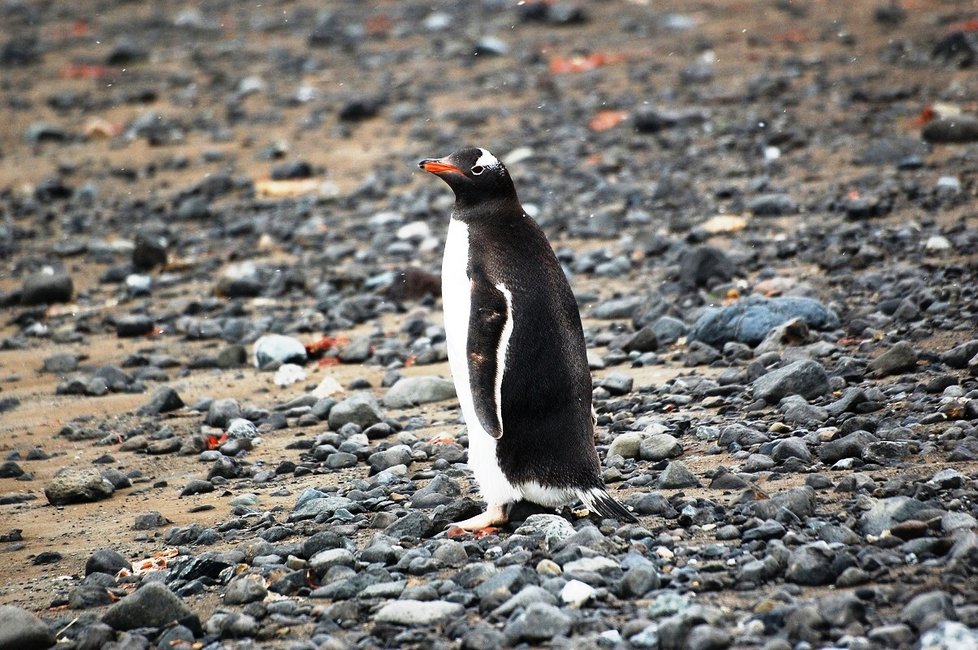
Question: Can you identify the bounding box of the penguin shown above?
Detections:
[419,147,637,530]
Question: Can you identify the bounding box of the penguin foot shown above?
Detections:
[449,503,508,531]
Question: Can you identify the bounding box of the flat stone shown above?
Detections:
[373,599,463,626]
[382,376,456,408]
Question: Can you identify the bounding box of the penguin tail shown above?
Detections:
[578,487,638,523]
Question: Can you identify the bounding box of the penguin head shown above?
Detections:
[419,147,518,208]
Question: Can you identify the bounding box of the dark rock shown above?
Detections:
[21,271,73,306]
[922,117,978,144]
[868,341,917,377]
[132,231,168,270]
[747,193,797,216]
[752,359,829,403]
[115,315,154,338]
[137,386,184,415]
[941,340,978,369]
[785,542,838,585]
[818,430,878,464]
[133,511,170,530]
[86,549,131,576]
[102,581,196,631]
[679,246,737,289]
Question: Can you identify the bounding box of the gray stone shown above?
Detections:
[657,461,700,488]
[592,295,644,319]
[368,445,412,474]
[859,496,930,536]
[45,467,115,506]
[751,486,816,520]
[785,542,837,586]
[868,341,917,377]
[901,590,956,632]
[328,393,383,430]
[0,605,55,650]
[204,398,241,428]
[780,398,829,426]
[653,316,688,346]
[752,359,829,403]
[600,373,633,395]
[103,581,196,630]
[493,585,558,617]
[818,430,878,464]
[504,602,572,643]
[514,514,577,549]
[374,599,463,626]
[309,548,355,576]
[383,376,456,408]
[640,433,683,461]
[770,437,812,463]
[868,623,914,647]
[337,336,372,363]
[609,431,643,459]
[224,575,268,605]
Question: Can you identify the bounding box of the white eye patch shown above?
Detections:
[474,148,501,169]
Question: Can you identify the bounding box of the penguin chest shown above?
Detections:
[441,218,520,506]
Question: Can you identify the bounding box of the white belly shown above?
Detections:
[442,218,520,507]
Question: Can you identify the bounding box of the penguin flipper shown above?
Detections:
[465,274,514,440]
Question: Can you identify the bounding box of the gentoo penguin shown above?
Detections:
[419,147,637,530]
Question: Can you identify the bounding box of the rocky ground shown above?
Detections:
[2,0,978,648]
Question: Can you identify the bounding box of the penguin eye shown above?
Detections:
[470,165,485,176]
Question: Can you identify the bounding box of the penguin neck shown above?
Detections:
[450,194,523,225]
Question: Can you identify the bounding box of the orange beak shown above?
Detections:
[419,158,463,175]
